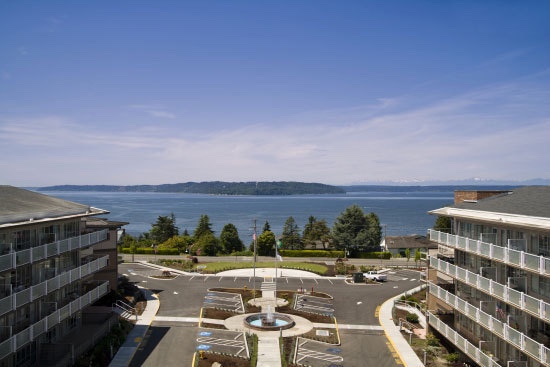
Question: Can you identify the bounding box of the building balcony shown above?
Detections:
[428,230,550,276]
[0,280,110,361]
[430,256,550,324]
[429,282,550,365]
[0,229,108,273]
[0,255,109,317]
[428,310,502,367]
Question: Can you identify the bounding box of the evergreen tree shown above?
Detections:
[365,212,382,250]
[262,220,271,233]
[331,205,381,254]
[220,223,244,254]
[257,230,276,256]
[281,216,302,250]
[194,214,214,240]
[303,216,331,249]
[433,216,452,233]
[150,213,179,244]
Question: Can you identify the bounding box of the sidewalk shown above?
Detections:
[379,285,425,367]
[109,288,159,367]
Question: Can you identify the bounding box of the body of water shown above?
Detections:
[40,190,454,241]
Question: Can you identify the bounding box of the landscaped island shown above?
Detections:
[37,181,345,195]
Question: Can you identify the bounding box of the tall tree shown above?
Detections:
[150,213,179,244]
[331,205,381,254]
[281,216,302,250]
[302,216,331,249]
[433,216,452,233]
[262,220,271,233]
[192,233,221,256]
[365,212,382,250]
[220,223,244,254]
[194,214,214,240]
[257,230,276,256]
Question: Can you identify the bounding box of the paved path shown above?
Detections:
[109,288,159,367]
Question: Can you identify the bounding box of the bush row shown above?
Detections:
[278,249,344,257]
[119,247,180,255]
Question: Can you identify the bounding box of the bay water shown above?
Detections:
[40,190,454,241]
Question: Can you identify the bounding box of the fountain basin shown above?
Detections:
[244,313,295,331]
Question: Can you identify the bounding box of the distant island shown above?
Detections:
[38,181,346,196]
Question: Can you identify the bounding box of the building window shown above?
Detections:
[533,234,550,257]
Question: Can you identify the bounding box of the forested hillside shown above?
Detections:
[38,181,345,195]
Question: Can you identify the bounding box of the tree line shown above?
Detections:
[120,204,382,257]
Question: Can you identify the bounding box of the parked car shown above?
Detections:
[363,270,387,282]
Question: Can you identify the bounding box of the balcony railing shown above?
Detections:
[0,229,108,273]
[0,281,109,360]
[429,282,549,365]
[428,311,501,367]
[428,229,549,276]
[430,256,550,323]
[0,255,109,317]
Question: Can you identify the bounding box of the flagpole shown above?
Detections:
[253,219,257,301]
[275,239,280,297]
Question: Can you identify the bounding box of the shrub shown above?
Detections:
[405,313,419,323]
[426,333,440,347]
[446,352,459,363]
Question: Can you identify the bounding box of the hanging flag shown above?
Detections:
[275,245,283,261]
[253,233,256,241]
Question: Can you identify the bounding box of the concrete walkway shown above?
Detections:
[379,286,425,367]
[109,288,159,367]
[115,262,427,367]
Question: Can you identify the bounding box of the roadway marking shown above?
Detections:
[375,305,380,317]
[327,279,333,284]
[296,344,344,364]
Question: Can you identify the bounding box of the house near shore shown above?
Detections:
[0,186,126,366]
[382,234,438,257]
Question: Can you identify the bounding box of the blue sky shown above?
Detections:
[1,1,549,186]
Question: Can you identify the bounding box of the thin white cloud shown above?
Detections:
[1,72,548,186]
[127,104,176,119]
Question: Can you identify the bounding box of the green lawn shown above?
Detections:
[194,261,328,275]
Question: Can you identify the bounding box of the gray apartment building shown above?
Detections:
[0,186,125,366]
[426,186,550,367]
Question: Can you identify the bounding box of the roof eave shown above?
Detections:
[0,207,110,230]
[429,207,550,231]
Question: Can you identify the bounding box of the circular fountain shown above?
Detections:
[244,305,295,331]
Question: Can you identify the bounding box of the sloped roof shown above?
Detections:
[452,186,550,217]
[385,235,438,249]
[429,186,550,230]
[0,185,108,227]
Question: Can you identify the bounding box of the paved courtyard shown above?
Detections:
[118,262,424,366]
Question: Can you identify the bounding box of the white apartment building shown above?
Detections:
[426,186,550,367]
[0,186,123,366]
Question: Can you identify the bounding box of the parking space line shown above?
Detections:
[296,348,343,363]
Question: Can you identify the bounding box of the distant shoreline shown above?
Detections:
[34,182,522,195]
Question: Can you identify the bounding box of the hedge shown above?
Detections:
[119,247,180,255]
[278,250,344,258]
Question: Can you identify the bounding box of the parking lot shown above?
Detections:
[120,263,422,366]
